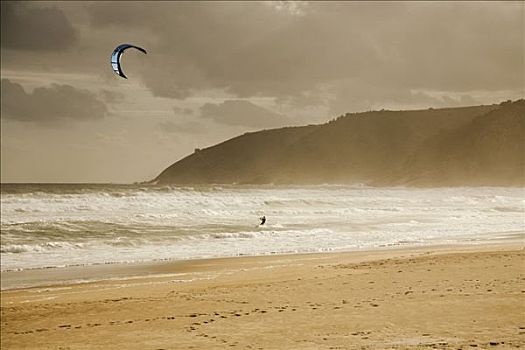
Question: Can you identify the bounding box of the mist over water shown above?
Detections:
[1,184,523,271]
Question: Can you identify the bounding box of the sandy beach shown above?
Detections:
[1,244,524,350]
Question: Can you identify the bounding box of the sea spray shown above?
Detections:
[1,184,523,271]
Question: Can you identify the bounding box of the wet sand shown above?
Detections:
[1,244,524,349]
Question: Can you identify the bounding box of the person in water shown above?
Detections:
[260,216,266,226]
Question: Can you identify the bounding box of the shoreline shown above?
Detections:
[2,242,523,349]
[2,237,523,291]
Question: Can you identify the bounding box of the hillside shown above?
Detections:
[154,100,524,186]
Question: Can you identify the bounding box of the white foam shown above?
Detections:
[1,185,524,271]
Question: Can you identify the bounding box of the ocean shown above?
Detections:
[1,184,524,272]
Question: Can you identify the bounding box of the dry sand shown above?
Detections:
[1,244,524,349]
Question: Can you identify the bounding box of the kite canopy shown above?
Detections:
[111,44,147,79]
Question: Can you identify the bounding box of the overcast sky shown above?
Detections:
[1,1,523,183]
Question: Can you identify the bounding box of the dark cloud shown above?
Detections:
[1,2,77,51]
[1,79,108,123]
[200,100,287,128]
[83,1,523,106]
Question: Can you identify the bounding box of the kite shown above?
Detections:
[110,44,147,79]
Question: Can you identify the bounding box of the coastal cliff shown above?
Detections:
[155,100,524,186]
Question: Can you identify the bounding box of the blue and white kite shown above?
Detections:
[110,44,147,79]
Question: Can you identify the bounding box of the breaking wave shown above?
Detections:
[1,184,524,271]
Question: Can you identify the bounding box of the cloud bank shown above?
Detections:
[1,2,77,51]
[1,79,108,123]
